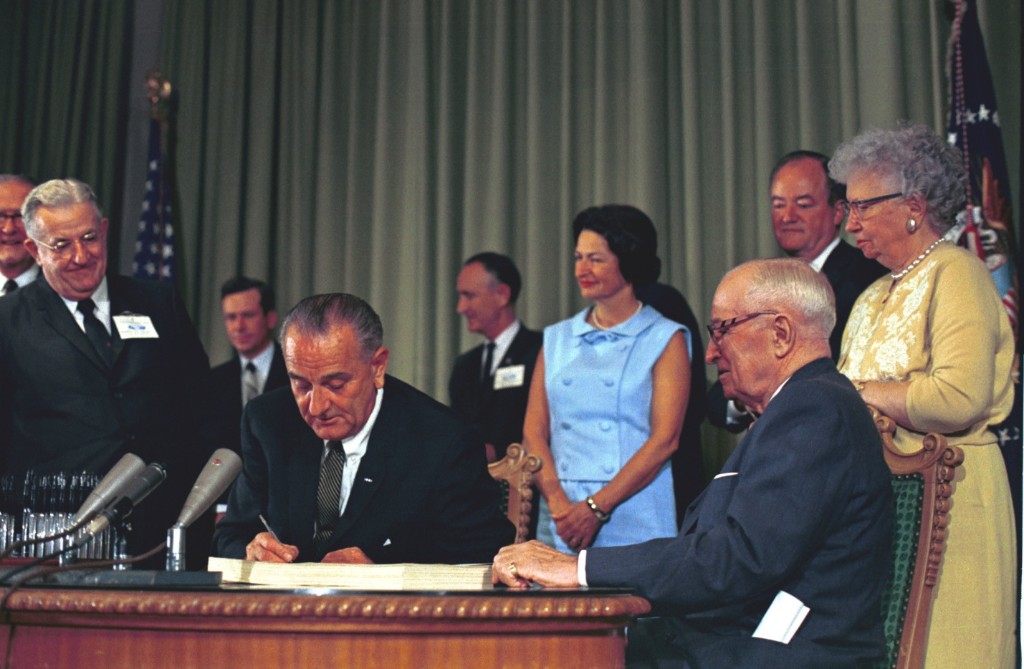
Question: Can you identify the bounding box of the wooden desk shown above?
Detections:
[0,586,650,668]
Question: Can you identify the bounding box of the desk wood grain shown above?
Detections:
[1,587,650,668]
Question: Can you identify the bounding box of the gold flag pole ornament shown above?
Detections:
[144,70,172,123]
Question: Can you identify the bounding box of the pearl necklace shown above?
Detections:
[592,302,643,330]
[890,238,946,280]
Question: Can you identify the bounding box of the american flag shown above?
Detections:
[946,0,1020,556]
[945,0,1018,335]
[131,118,176,282]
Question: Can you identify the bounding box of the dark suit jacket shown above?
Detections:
[708,241,885,432]
[0,275,213,566]
[587,359,892,668]
[208,342,290,455]
[214,375,515,563]
[821,240,887,359]
[448,325,542,458]
[638,282,709,515]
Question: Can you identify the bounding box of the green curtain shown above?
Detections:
[0,0,133,260]
[1,0,1019,473]
[157,0,983,471]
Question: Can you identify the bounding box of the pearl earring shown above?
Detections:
[906,219,917,233]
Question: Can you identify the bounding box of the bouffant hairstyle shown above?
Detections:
[571,204,662,288]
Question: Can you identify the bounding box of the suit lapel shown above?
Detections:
[327,390,395,543]
[289,426,323,556]
[465,343,492,406]
[502,328,530,365]
[821,241,855,286]
[33,280,110,372]
[109,276,143,367]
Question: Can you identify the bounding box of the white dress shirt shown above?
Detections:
[324,387,384,517]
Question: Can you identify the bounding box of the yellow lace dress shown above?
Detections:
[839,242,1016,668]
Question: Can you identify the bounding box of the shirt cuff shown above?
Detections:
[577,549,588,586]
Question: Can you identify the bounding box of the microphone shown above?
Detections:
[75,462,167,547]
[72,453,147,525]
[174,449,242,529]
[166,449,242,571]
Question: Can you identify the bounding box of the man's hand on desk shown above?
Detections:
[246,532,299,563]
[492,540,580,589]
[321,547,374,564]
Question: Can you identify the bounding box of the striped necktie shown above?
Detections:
[313,441,345,556]
[242,361,260,404]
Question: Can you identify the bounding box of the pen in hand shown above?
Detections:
[259,514,280,542]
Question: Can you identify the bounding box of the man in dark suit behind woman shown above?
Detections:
[708,150,886,432]
[208,277,289,457]
[0,179,213,567]
[449,252,542,463]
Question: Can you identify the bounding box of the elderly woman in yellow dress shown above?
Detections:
[830,122,1016,668]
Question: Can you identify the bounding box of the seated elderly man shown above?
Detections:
[493,258,893,668]
[215,293,514,564]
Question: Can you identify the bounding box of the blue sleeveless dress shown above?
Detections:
[539,305,687,550]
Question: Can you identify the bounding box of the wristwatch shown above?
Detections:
[585,496,610,523]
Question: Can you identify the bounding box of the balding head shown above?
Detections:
[706,258,835,413]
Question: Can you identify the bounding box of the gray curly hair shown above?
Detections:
[828,122,966,233]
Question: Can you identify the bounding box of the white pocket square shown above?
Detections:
[713,472,738,479]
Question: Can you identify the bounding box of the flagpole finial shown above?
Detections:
[144,69,172,121]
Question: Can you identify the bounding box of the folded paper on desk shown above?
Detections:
[208,557,492,590]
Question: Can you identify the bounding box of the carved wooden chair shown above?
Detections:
[488,443,542,543]
[869,407,964,669]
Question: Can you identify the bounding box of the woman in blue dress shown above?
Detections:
[525,205,691,552]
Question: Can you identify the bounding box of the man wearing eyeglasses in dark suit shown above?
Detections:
[493,259,893,668]
[0,175,39,295]
[0,178,213,568]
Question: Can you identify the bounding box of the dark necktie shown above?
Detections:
[481,341,496,383]
[77,298,113,366]
[313,440,345,555]
[2,279,16,295]
[242,361,260,405]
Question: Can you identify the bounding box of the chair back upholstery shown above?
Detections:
[488,443,542,543]
[870,407,963,669]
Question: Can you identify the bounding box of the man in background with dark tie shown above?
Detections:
[0,175,39,296]
[215,293,514,564]
[0,178,213,567]
[208,277,289,454]
[449,252,542,462]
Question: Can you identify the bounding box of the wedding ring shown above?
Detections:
[508,561,518,577]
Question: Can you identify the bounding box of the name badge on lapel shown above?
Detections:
[113,314,160,339]
[493,364,525,390]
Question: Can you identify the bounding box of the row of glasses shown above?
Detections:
[0,471,118,561]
